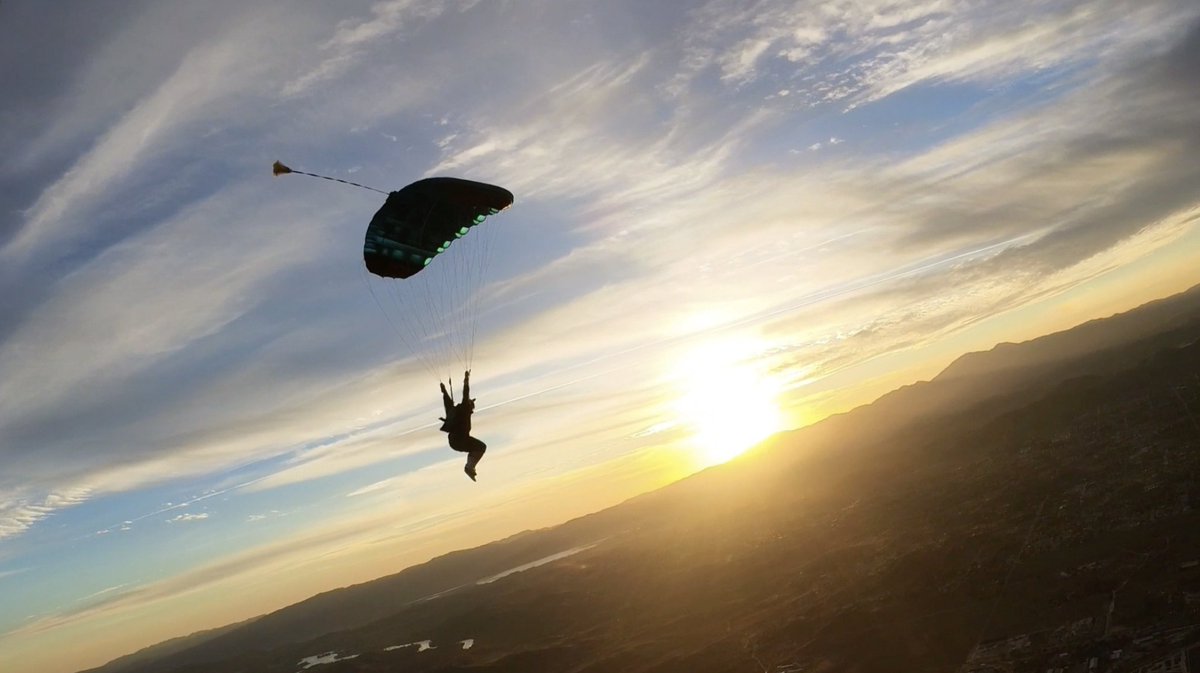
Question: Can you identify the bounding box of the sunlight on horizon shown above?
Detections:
[673,338,785,466]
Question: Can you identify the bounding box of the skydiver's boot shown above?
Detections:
[464,450,483,481]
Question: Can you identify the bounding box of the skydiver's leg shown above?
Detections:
[448,433,470,453]
[463,437,486,481]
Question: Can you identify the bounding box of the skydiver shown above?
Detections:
[440,370,487,481]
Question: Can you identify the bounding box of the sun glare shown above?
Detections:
[673,339,785,466]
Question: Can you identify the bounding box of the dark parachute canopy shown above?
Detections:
[273,161,514,381]
[364,178,514,279]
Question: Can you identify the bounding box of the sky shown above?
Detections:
[2,1,1200,671]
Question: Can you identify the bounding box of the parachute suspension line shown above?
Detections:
[454,212,490,370]
[396,268,446,381]
[468,206,487,366]
[395,277,439,380]
[461,219,483,367]
[360,268,441,381]
[441,209,467,381]
[272,161,388,195]
[467,232,483,367]
[447,216,472,368]
[422,266,454,384]
[363,271,417,377]
[466,213,499,369]
[437,201,495,373]
[416,199,455,382]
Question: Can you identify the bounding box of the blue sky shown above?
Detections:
[3,1,1200,671]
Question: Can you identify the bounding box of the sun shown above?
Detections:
[673,339,785,466]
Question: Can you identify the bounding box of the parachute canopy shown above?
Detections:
[272,161,513,379]
[364,178,514,279]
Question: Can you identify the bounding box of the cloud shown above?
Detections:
[871,22,1200,262]
[0,488,91,541]
[281,0,475,97]
[760,208,1197,392]
[241,425,437,493]
[0,568,29,582]
[0,184,359,539]
[77,585,130,603]
[166,513,209,524]
[0,496,454,644]
[1,185,331,420]
[246,510,282,523]
[667,0,1197,109]
[3,5,311,264]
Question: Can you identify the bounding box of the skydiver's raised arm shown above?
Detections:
[462,370,471,401]
[440,382,454,416]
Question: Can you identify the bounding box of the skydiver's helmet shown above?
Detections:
[464,398,476,412]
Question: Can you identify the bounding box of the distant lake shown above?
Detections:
[477,543,599,584]
[385,639,434,652]
[298,651,358,669]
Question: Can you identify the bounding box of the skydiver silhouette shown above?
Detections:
[440,370,487,481]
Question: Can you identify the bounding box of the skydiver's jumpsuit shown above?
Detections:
[441,374,487,478]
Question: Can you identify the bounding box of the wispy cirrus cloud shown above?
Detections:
[166,513,209,524]
[0,568,29,582]
[282,0,480,98]
[668,0,1195,107]
[0,488,92,541]
[3,6,313,265]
